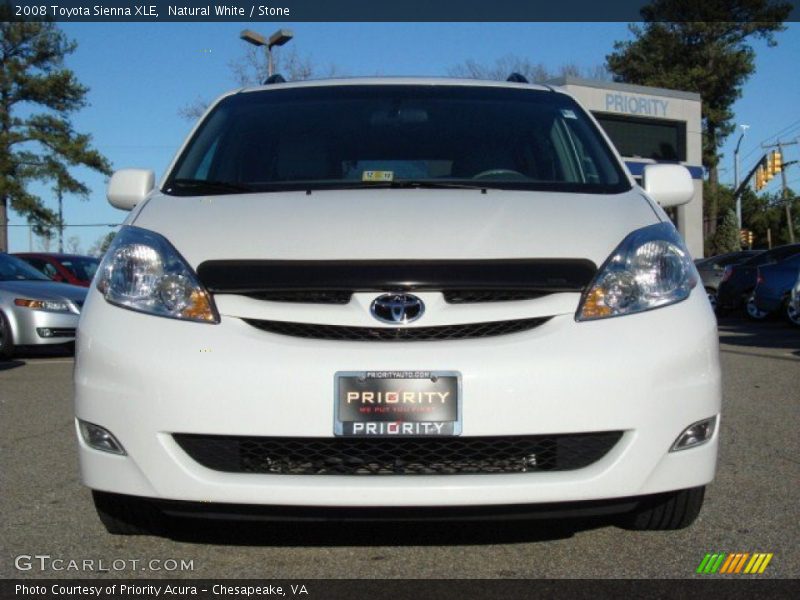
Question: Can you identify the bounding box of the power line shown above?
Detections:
[742,119,800,162]
[739,118,800,163]
[7,223,120,227]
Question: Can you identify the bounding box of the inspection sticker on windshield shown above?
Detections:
[561,109,578,119]
[362,170,394,182]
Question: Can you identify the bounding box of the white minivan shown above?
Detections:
[75,78,720,534]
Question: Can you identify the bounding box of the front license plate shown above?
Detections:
[335,371,461,436]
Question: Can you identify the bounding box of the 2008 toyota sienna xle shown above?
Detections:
[74,77,720,534]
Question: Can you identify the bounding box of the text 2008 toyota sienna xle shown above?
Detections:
[75,78,720,534]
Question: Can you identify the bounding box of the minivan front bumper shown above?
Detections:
[75,288,720,508]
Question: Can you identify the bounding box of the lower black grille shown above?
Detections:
[242,317,550,341]
[173,432,623,475]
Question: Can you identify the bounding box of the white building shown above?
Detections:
[549,76,704,257]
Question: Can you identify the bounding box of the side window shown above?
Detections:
[194,138,219,180]
[782,252,800,267]
[42,262,59,278]
[566,128,601,183]
[769,247,800,264]
[562,113,623,186]
[23,258,45,271]
[753,252,775,266]
[23,258,55,278]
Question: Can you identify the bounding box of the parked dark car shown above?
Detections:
[695,250,763,312]
[753,253,800,325]
[13,253,100,287]
[716,244,800,318]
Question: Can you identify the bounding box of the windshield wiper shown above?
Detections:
[167,179,255,195]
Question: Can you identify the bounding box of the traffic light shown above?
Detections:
[755,166,765,190]
[764,155,774,182]
[739,229,748,244]
[748,230,754,247]
[772,150,782,174]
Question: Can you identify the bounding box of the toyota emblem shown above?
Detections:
[370,293,425,324]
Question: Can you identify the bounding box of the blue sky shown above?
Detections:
[7,22,800,252]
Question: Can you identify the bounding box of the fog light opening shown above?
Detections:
[670,416,717,452]
[78,420,126,455]
[36,328,53,338]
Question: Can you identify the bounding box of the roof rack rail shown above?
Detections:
[264,74,286,84]
[506,73,529,83]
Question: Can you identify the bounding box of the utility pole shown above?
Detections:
[0,197,7,253]
[57,185,64,253]
[733,124,749,229]
[778,145,795,244]
[762,140,797,244]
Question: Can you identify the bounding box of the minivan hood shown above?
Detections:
[132,188,660,268]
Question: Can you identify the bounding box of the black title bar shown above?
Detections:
[5,0,800,22]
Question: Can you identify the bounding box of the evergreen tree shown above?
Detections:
[712,209,743,254]
[606,0,791,234]
[0,15,111,251]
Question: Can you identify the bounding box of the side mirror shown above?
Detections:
[642,164,694,208]
[107,169,155,211]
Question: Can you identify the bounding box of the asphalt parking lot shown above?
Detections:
[1,318,798,580]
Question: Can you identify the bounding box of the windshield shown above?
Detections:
[0,254,51,282]
[166,84,630,195]
[60,256,100,281]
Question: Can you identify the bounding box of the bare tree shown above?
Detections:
[179,46,340,120]
[448,55,610,83]
[87,231,116,257]
[37,233,52,252]
[66,235,81,254]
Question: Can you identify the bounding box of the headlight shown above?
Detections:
[14,299,71,312]
[96,226,218,323]
[576,222,697,321]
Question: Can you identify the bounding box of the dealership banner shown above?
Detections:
[4,579,799,599]
[5,0,800,22]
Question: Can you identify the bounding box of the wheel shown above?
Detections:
[92,491,164,535]
[0,311,15,359]
[705,288,717,312]
[619,486,705,531]
[745,294,768,320]
[786,299,800,327]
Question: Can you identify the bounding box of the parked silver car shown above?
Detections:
[0,253,87,358]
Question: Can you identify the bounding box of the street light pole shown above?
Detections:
[239,28,294,80]
[733,124,749,229]
[57,186,64,253]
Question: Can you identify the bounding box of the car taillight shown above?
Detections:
[756,271,764,285]
[721,266,734,282]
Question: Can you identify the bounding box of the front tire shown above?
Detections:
[92,491,164,535]
[786,299,800,327]
[620,486,705,531]
[705,288,718,312]
[0,311,15,359]
[745,294,768,320]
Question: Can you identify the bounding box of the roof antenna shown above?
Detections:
[264,74,286,84]
[506,73,529,83]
